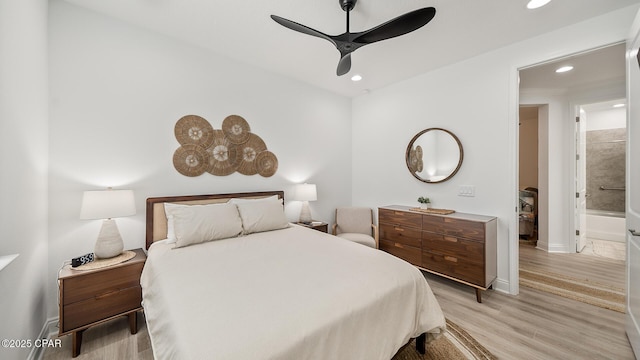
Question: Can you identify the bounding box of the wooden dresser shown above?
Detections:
[378,205,497,302]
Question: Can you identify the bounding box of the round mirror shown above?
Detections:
[406,128,463,183]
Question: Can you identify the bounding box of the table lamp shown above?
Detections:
[80,188,136,259]
[294,183,317,224]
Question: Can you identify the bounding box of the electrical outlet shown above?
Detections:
[458,185,475,197]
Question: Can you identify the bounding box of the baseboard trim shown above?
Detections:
[492,277,511,294]
[27,317,59,360]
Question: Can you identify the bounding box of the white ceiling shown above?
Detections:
[519,42,627,91]
[63,0,640,97]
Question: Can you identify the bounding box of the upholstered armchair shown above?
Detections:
[332,207,379,249]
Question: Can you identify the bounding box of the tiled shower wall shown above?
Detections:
[586,128,626,212]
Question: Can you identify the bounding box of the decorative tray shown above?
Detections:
[410,207,456,215]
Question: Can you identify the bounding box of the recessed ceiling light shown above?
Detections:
[351,74,363,82]
[613,103,625,108]
[555,65,573,73]
[527,0,551,9]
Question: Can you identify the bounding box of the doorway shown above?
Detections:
[517,43,627,290]
[578,99,627,260]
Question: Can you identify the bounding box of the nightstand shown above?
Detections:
[58,248,146,357]
[297,221,328,233]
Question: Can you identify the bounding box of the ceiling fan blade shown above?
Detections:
[336,53,352,76]
[271,15,336,46]
[353,7,436,44]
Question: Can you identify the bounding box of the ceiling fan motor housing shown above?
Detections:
[340,0,357,12]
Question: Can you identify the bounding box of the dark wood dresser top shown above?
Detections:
[379,205,496,223]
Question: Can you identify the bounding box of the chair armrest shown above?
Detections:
[371,224,379,249]
[332,223,338,235]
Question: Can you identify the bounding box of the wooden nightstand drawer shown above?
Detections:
[379,208,422,228]
[63,262,144,305]
[62,285,142,332]
[298,221,328,233]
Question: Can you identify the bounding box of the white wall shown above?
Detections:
[586,107,627,130]
[352,5,638,294]
[47,0,352,319]
[0,0,49,359]
[519,107,538,189]
[520,90,571,253]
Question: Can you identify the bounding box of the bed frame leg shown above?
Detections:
[416,333,426,354]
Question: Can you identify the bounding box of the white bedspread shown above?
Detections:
[141,225,445,360]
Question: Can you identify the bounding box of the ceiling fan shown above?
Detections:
[271,0,436,76]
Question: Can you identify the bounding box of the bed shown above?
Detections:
[141,191,445,359]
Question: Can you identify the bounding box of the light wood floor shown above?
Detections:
[44,242,634,359]
[424,240,633,359]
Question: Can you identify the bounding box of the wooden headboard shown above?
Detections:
[145,191,285,249]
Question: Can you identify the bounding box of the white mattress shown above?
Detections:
[141,224,445,360]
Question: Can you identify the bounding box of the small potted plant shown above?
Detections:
[417,196,431,209]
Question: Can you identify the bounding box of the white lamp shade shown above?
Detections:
[80,189,136,220]
[294,183,317,201]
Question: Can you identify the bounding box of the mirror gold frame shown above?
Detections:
[406,128,463,183]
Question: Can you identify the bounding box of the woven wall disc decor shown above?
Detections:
[206,130,240,176]
[256,150,278,177]
[415,145,424,172]
[173,144,209,177]
[173,114,278,178]
[175,115,215,148]
[222,115,251,145]
[237,133,267,175]
[408,145,424,173]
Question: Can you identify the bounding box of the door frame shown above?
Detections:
[575,106,587,253]
[567,72,627,254]
[625,13,640,355]
[512,42,628,295]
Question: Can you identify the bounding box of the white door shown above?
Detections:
[626,20,640,356]
[575,109,587,252]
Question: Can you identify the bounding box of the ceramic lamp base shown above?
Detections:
[299,201,312,224]
[94,219,124,259]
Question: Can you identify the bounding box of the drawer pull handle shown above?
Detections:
[394,242,404,249]
[95,289,119,300]
[395,227,404,232]
[443,236,458,243]
[444,256,458,263]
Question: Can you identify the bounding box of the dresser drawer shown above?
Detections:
[62,285,142,332]
[380,239,422,267]
[62,262,144,305]
[422,251,484,285]
[379,208,422,228]
[380,223,422,248]
[422,232,484,263]
[423,216,485,242]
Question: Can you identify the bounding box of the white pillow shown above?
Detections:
[164,202,243,248]
[163,203,178,244]
[228,195,282,204]
[236,200,289,234]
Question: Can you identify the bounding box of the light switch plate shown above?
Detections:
[458,185,476,197]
